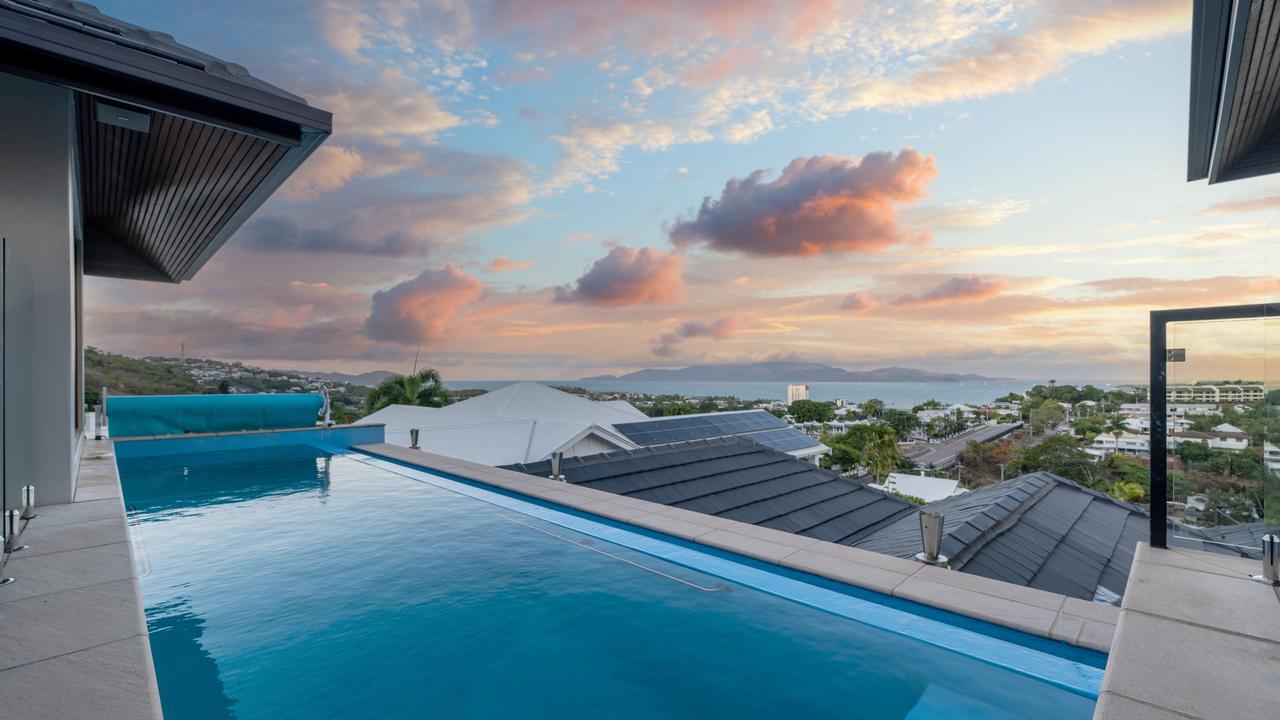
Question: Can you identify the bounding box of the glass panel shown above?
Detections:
[1164,315,1275,550]
[3,239,34,511]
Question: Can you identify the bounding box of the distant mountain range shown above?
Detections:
[581,361,1010,383]
[299,370,398,387]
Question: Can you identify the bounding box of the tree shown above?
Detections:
[1015,435,1105,488]
[861,398,885,418]
[363,368,453,414]
[882,409,920,438]
[1029,402,1065,434]
[1071,417,1103,439]
[826,425,901,480]
[1109,481,1147,502]
[1105,413,1128,453]
[789,399,835,423]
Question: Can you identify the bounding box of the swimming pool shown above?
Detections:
[119,441,1102,719]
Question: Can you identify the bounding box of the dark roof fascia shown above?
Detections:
[1188,0,1238,181]
[0,6,331,144]
[173,128,327,281]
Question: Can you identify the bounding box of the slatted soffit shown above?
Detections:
[0,0,332,282]
[1189,0,1280,183]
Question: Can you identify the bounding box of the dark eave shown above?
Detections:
[1188,0,1280,184]
[0,0,332,282]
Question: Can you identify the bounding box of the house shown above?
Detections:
[359,383,829,466]
[1089,433,1151,456]
[1212,422,1245,434]
[358,382,647,465]
[871,471,967,503]
[0,0,331,507]
[1170,430,1249,451]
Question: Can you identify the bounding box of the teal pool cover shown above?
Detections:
[106,394,323,437]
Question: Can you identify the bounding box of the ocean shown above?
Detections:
[444,379,1040,407]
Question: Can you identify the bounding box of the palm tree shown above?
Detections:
[363,368,453,415]
[1105,413,1128,455]
[862,398,885,419]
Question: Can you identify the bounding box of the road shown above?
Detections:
[908,422,1023,469]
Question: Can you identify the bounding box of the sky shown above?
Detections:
[85,0,1280,382]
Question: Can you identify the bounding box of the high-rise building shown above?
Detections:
[786,384,810,404]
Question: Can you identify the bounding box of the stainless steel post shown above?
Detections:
[21,485,36,520]
[409,428,420,449]
[549,451,565,482]
[3,509,25,553]
[915,510,948,566]
[1255,534,1279,586]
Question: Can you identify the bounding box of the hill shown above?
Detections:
[582,361,1007,383]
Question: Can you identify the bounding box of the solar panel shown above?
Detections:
[615,410,798,447]
[743,427,821,453]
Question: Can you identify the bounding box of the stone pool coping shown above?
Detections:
[0,437,162,719]
[1093,543,1280,719]
[355,443,1118,654]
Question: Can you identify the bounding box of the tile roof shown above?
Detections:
[505,437,914,544]
[855,472,1257,603]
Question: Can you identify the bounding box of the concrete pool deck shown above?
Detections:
[1094,543,1280,719]
[0,437,161,719]
[355,442,1119,653]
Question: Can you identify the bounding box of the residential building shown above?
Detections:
[0,0,331,508]
[359,383,829,465]
[1170,430,1250,451]
[786,383,810,403]
[358,382,647,465]
[871,472,967,503]
[1088,433,1151,456]
[1166,383,1265,404]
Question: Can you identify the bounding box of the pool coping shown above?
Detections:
[353,443,1118,654]
[0,437,162,720]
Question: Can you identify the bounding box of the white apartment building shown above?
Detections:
[1166,384,1265,404]
[787,384,810,403]
[1170,431,1250,452]
[1090,433,1151,456]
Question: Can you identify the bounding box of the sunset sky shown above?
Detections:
[85,0,1280,382]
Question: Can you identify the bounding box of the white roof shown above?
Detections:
[357,382,647,465]
[872,472,967,503]
[1212,423,1245,434]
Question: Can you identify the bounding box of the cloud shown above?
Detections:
[313,68,462,143]
[1202,194,1280,215]
[652,316,739,356]
[839,291,878,312]
[845,0,1187,111]
[891,276,1006,308]
[278,146,365,200]
[484,256,533,272]
[363,265,486,343]
[668,151,936,256]
[235,217,425,257]
[907,198,1030,229]
[554,246,684,306]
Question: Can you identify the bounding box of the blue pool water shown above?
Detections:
[120,443,1101,720]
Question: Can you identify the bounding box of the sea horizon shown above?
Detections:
[441,378,1143,406]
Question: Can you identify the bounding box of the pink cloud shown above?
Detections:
[363,265,486,343]
[652,316,739,356]
[1201,194,1280,215]
[839,291,878,312]
[891,276,1006,308]
[278,145,364,200]
[554,246,684,306]
[668,151,937,257]
[485,255,534,272]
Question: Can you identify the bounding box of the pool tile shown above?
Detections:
[913,565,1067,612]
[0,542,135,604]
[26,499,125,528]
[630,512,719,540]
